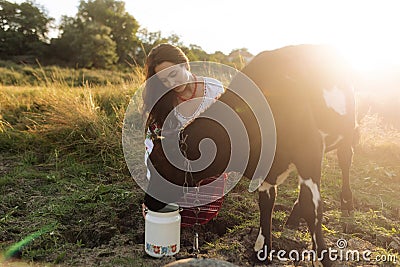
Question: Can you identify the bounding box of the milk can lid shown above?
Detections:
[157,203,180,213]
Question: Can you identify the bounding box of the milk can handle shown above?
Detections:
[142,203,148,218]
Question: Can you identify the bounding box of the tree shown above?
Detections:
[136,29,184,65]
[77,0,139,64]
[209,51,229,64]
[183,44,209,62]
[227,48,254,69]
[49,16,80,64]
[0,0,53,59]
[52,16,117,69]
[79,23,118,68]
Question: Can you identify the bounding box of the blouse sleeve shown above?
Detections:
[144,129,153,180]
[205,77,225,99]
[144,124,161,180]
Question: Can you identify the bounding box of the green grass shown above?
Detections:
[1,80,399,266]
[0,74,146,265]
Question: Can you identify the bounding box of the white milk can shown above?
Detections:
[145,203,181,257]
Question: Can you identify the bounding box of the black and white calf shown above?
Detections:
[144,45,357,266]
[237,45,357,266]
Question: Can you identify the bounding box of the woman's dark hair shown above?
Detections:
[142,43,189,133]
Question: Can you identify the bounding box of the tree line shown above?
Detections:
[0,0,252,69]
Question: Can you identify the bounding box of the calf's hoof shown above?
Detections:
[340,192,354,213]
[319,255,333,267]
[285,215,300,229]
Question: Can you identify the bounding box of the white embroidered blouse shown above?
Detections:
[144,77,225,179]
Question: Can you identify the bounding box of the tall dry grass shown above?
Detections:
[2,69,399,168]
[356,90,400,161]
[0,60,139,87]
[0,67,145,168]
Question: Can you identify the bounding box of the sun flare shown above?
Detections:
[335,42,400,71]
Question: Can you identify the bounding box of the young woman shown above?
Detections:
[142,43,225,214]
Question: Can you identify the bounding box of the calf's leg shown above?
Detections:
[294,149,332,266]
[254,182,277,262]
[337,145,354,214]
[254,161,291,263]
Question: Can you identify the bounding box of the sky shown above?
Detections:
[13,0,400,69]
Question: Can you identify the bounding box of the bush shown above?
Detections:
[0,68,25,85]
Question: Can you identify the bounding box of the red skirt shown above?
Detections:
[176,174,227,228]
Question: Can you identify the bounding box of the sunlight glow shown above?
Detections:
[299,1,400,71]
[13,0,400,71]
[335,42,400,71]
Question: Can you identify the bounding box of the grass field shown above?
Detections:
[0,74,399,266]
